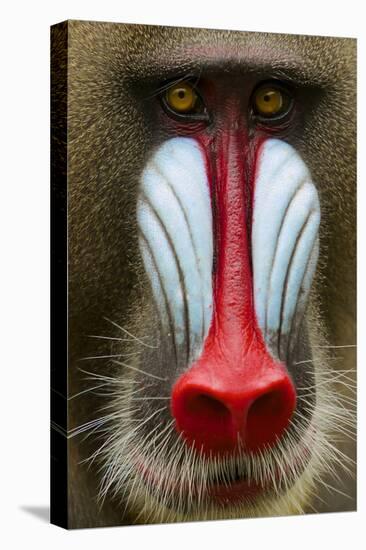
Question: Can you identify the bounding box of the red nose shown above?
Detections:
[171,345,296,455]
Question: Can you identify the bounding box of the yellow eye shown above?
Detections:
[253,85,291,118]
[165,82,198,113]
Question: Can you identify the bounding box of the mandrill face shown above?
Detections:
[66,22,356,527]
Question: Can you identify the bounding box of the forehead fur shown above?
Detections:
[67,20,356,86]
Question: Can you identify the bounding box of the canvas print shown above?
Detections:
[51,20,356,529]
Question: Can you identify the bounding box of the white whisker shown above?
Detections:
[314,344,356,349]
[80,352,141,361]
[87,334,136,342]
[112,360,167,381]
[104,316,158,349]
[68,383,109,400]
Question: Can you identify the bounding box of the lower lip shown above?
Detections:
[207,479,265,504]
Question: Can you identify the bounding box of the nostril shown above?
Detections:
[188,394,229,417]
[245,388,295,451]
[171,385,242,454]
[249,390,286,419]
[183,393,232,431]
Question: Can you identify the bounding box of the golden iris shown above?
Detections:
[165,82,198,113]
[254,86,286,117]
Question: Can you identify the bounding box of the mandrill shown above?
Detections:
[50,20,356,528]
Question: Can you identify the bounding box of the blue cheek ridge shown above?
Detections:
[252,139,320,358]
[137,137,213,363]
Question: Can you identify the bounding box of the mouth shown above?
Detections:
[136,458,276,511]
[134,435,313,511]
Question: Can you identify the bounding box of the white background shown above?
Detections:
[0,1,364,548]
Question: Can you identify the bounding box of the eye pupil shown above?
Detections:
[264,95,271,102]
[178,90,185,99]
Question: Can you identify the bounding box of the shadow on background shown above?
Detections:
[20,506,50,523]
